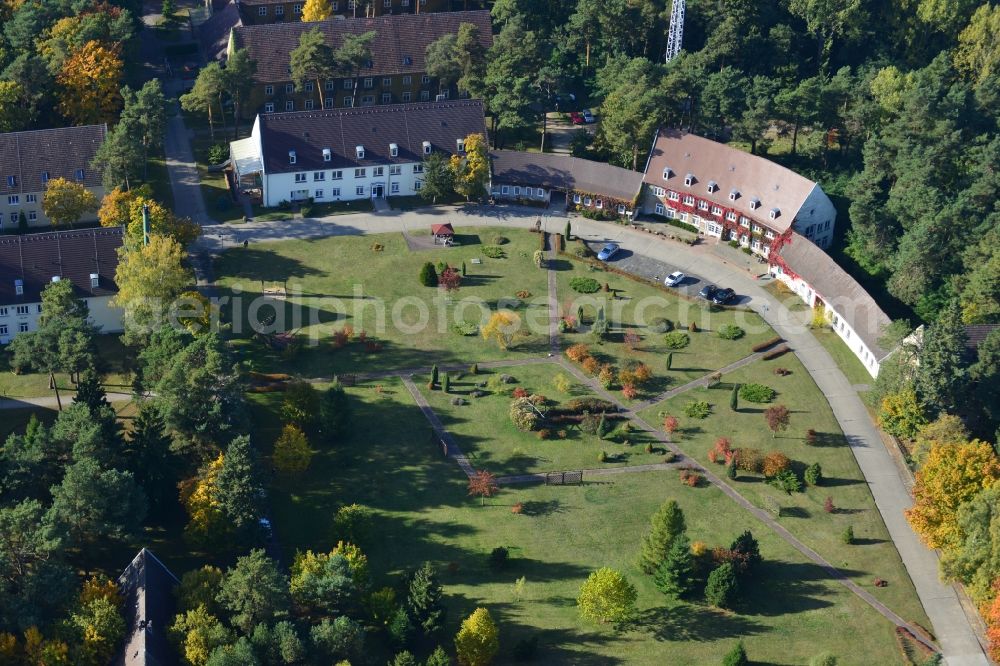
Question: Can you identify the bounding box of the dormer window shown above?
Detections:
[769,207,780,220]
[389,143,398,157]
[322,148,332,162]
[456,139,465,152]
[90,273,99,289]
[684,173,694,187]
[356,145,365,159]
[41,171,50,183]
[51,276,60,283]
[75,169,84,181]
[289,150,297,165]
[707,180,717,193]
[749,197,760,210]
[422,141,431,155]
[402,56,412,66]
[729,189,739,201]
[14,279,23,296]
[662,167,672,180]
[6,176,15,187]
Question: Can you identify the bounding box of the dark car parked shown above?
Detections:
[699,284,718,300]
[712,288,736,305]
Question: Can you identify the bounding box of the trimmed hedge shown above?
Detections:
[663,331,690,349]
[718,324,745,340]
[738,383,775,403]
[563,397,617,414]
[762,345,790,360]
[570,277,602,293]
[752,336,783,352]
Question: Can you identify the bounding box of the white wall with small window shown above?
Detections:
[0,294,121,344]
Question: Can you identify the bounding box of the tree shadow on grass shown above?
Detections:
[626,603,766,642]
[519,499,565,516]
[741,560,866,617]
[215,248,314,281]
[780,506,811,519]
[821,476,865,487]
[810,431,848,447]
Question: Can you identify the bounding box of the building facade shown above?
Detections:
[228,11,492,115]
[0,125,107,231]
[235,0,466,25]
[0,227,124,344]
[489,150,644,217]
[641,128,836,256]
[231,100,487,206]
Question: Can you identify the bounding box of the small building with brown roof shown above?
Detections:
[489,150,645,217]
[770,231,891,378]
[228,11,492,115]
[0,227,124,344]
[0,124,107,231]
[642,128,836,256]
[231,100,487,206]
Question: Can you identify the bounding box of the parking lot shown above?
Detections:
[583,239,721,299]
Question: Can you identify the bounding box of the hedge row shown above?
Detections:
[762,345,790,360]
[752,336,784,352]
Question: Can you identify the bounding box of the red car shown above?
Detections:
[569,112,584,125]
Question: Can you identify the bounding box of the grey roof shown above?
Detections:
[231,10,493,83]
[0,125,107,194]
[257,100,487,173]
[0,227,123,307]
[490,150,645,202]
[964,324,1000,361]
[776,232,893,360]
[199,0,241,61]
[115,549,181,666]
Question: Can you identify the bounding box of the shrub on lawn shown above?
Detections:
[492,235,509,245]
[581,356,600,374]
[598,365,616,389]
[809,653,838,666]
[683,400,710,419]
[770,469,803,494]
[442,374,450,393]
[823,497,835,513]
[774,367,792,376]
[664,331,690,349]
[570,277,602,293]
[482,245,506,258]
[565,397,616,414]
[536,428,552,440]
[734,448,763,473]
[648,317,673,333]
[419,262,438,287]
[453,322,479,336]
[511,502,524,515]
[622,384,638,399]
[841,526,855,545]
[723,641,749,666]
[730,384,740,411]
[805,462,822,485]
[509,398,542,431]
[469,363,478,374]
[488,547,509,570]
[752,336,783,352]
[598,450,608,463]
[806,428,817,445]
[738,383,775,403]
[762,451,791,477]
[566,343,590,363]
[680,469,702,487]
[718,324,745,340]
[512,387,530,399]
[688,321,699,333]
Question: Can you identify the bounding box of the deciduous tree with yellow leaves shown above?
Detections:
[905,439,1000,549]
[57,40,123,125]
[273,423,313,476]
[179,454,228,545]
[481,311,521,350]
[301,0,333,21]
[454,607,499,666]
[113,234,192,338]
[449,133,489,201]
[42,177,98,228]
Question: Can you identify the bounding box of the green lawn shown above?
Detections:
[416,363,665,477]
[555,256,777,404]
[214,228,551,377]
[249,374,911,665]
[0,334,130,399]
[637,352,930,631]
[813,326,876,395]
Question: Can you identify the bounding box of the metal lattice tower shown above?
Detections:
[665,0,685,63]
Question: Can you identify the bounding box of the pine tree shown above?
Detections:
[730,384,739,411]
[73,367,109,414]
[705,562,739,608]
[666,352,673,371]
[442,373,450,393]
[419,262,438,287]
[729,530,761,575]
[722,640,749,666]
[454,608,499,666]
[597,413,608,439]
[431,365,439,386]
[565,220,572,241]
[653,533,694,597]
[127,402,176,507]
[424,646,450,666]
[638,500,687,574]
[461,261,467,276]
[319,380,351,438]
[215,435,264,530]
[406,562,446,638]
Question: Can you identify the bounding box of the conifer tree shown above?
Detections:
[73,367,109,414]
[215,435,264,530]
[638,500,686,574]
[705,562,739,608]
[406,562,446,638]
[653,533,694,597]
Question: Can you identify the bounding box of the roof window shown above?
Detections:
[355,145,365,159]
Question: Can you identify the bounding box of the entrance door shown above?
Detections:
[372,184,384,198]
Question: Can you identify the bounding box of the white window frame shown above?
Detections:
[354,168,366,178]
[304,99,314,110]
[264,102,275,113]
[295,173,307,183]
[389,165,401,175]
[356,186,365,196]
[315,189,324,199]
[390,182,399,193]
[313,172,325,181]
[285,83,294,94]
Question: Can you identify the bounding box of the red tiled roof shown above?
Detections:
[232,11,493,83]
[0,227,123,307]
[431,223,454,235]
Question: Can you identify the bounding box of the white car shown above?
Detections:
[664,271,685,287]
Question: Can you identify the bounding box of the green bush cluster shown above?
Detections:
[570,277,602,293]
[663,331,690,349]
[683,400,710,419]
[453,322,479,336]
[717,324,745,340]
[482,246,506,258]
[738,383,775,403]
[648,318,673,333]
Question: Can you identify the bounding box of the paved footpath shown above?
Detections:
[189,206,985,664]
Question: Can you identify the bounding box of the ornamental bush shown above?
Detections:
[663,331,690,349]
[509,398,541,431]
[419,262,438,287]
[482,246,505,258]
[577,568,638,623]
[570,277,602,293]
[453,322,479,336]
[762,451,791,477]
[770,469,803,494]
[718,324,745,340]
[738,383,776,403]
[683,400,710,419]
[648,318,673,333]
[804,462,822,486]
[705,562,739,609]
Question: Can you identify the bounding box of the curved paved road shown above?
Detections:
[191,206,986,665]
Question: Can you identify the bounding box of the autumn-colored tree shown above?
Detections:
[481,311,521,350]
[273,424,313,475]
[663,416,679,435]
[985,579,1000,662]
[173,290,212,335]
[954,3,1000,86]
[577,568,638,623]
[450,133,490,200]
[468,470,498,506]
[179,454,228,544]
[301,0,333,21]
[762,451,791,477]
[911,413,970,467]
[0,81,30,133]
[57,40,123,124]
[877,385,927,439]
[439,267,462,292]
[113,234,192,336]
[98,187,141,228]
[454,607,499,666]
[169,604,232,666]
[764,405,791,438]
[905,439,1000,549]
[42,177,98,227]
[126,197,200,248]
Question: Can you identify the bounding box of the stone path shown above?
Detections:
[0,392,135,410]
[496,460,686,485]
[400,375,474,478]
[546,233,560,355]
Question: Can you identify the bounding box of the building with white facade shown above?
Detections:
[231,100,488,206]
[0,124,108,231]
[0,227,124,344]
[641,128,837,255]
[770,231,892,377]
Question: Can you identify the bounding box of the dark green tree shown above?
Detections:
[319,379,351,439]
[419,262,438,287]
[217,549,290,634]
[653,533,694,598]
[205,638,258,666]
[722,640,749,666]
[125,402,177,508]
[309,616,365,663]
[705,562,739,609]
[431,365,439,386]
[289,28,336,108]
[119,79,167,181]
[638,499,686,574]
[424,646,451,666]
[406,562,446,638]
[420,152,455,203]
[729,530,762,575]
[45,457,147,546]
[215,435,264,530]
[917,300,969,414]
[249,621,306,666]
[72,367,109,415]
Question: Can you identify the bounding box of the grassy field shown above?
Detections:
[0,334,131,399]
[214,228,551,376]
[248,374,912,665]
[415,363,665,477]
[637,351,930,630]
